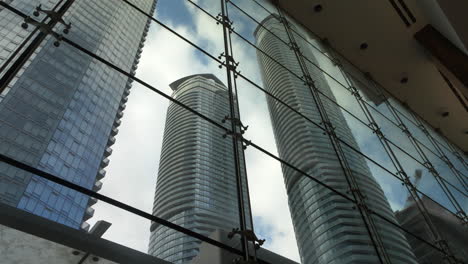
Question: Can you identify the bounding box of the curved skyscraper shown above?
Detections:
[0,0,156,230]
[254,16,417,263]
[148,74,251,263]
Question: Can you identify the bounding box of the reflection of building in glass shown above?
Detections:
[148,74,251,263]
[0,0,156,229]
[396,172,468,263]
[192,229,298,264]
[254,16,417,263]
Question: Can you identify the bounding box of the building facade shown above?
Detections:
[396,191,468,262]
[254,16,417,264]
[0,0,156,230]
[148,74,251,263]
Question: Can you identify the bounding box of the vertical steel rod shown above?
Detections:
[219,0,250,260]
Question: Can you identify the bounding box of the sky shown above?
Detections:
[89,0,300,261]
[88,0,467,262]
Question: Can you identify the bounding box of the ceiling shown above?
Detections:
[278,0,468,152]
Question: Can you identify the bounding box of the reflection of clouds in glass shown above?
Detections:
[89,0,465,261]
[91,0,301,261]
[306,36,466,218]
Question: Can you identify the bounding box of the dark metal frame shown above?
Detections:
[0,0,466,263]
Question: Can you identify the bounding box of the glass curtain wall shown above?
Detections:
[0,0,466,263]
[0,0,155,229]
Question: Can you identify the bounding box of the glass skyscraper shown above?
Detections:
[254,15,417,263]
[148,74,251,263]
[0,0,156,230]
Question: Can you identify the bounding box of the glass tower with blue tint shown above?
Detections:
[0,0,156,230]
[255,16,417,264]
[148,74,251,264]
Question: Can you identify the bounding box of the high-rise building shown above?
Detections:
[254,15,417,264]
[396,171,468,262]
[0,0,156,230]
[148,74,251,263]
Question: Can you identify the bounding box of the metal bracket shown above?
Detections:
[369,122,385,140]
[398,123,411,136]
[320,121,336,137]
[434,239,456,261]
[288,42,301,54]
[228,228,265,250]
[222,130,242,139]
[218,52,240,75]
[452,151,466,166]
[396,170,408,179]
[222,115,248,133]
[418,124,430,137]
[401,177,412,187]
[278,16,290,28]
[242,140,252,150]
[455,211,468,225]
[216,13,234,32]
[332,58,342,67]
[441,156,454,169]
[423,162,438,175]
[221,116,250,145]
[350,87,362,100]
[20,4,71,47]
[347,187,367,200]
[352,200,372,213]
[302,75,315,87]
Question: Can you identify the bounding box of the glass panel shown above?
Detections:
[366,106,424,165]
[244,143,301,262]
[228,4,299,90]
[419,118,454,154]
[339,141,419,263]
[3,0,466,263]
[446,184,468,217]
[304,45,371,126]
[183,0,220,18]
[248,133,362,263]
[154,0,224,67]
[319,94,397,174]
[382,194,449,264]
[411,192,468,262]
[0,2,42,80]
[235,77,279,155]
[437,136,468,177]
[399,113,439,156]
[423,146,468,194]
[443,147,468,178]
[230,0,280,27]
[390,145,458,215]
[142,100,245,262]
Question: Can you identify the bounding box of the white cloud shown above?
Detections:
[90,1,301,262]
[89,1,420,263]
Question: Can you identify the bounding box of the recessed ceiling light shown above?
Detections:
[400,77,408,84]
[360,42,368,50]
[314,4,323,12]
[441,111,450,117]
